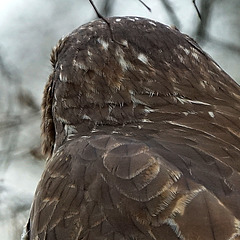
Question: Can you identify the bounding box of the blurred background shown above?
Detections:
[0,0,240,239]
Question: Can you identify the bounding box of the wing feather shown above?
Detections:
[29,133,240,239]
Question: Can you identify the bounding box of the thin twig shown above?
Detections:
[89,0,105,19]
[88,0,124,45]
[138,0,151,12]
[89,0,114,41]
[193,0,202,20]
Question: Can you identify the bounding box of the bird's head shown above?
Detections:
[41,17,240,159]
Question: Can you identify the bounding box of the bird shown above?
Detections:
[23,16,240,240]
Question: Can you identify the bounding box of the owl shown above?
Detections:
[23,17,240,240]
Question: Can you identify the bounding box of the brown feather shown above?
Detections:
[27,17,240,240]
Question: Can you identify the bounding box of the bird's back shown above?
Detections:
[25,17,240,240]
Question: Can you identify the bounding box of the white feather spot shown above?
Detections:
[91,128,99,133]
[111,130,120,134]
[144,106,156,113]
[121,40,128,47]
[82,114,91,120]
[200,81,207,88]
[192,52,199,61]
[119,56,128,71]
[56,116,70,124]
[59,72,68,82]
[141,119,153,123]
[116,18,122,22]
[149,21,156,26]
[87,50,93,56]
[128,17,135,22]
[97,38,109,50]
[138,53,149,64]
[116,47,128,71]
[115,47,135,71]
[73,59,88,70]
[65,124,77,139]
[178,55,184,63]
[208,111,215,118]
[182,111,197,116]
[178,45,190,55]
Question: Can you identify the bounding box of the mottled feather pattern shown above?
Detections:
[26,17,240,240]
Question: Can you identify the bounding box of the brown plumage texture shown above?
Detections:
[25,17,240,240]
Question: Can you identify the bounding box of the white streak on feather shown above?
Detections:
[82,114,91,120]
[192,52,199,61]
[97,38,109,50]
[229,219,240,240]
[121,40,128,47]
[119,56,128,71]
[178,55,184,63]
[208,111,215,118]
[56,115,70,124]
[167,121,195,130]
[65,124,77,139]
[188,100,210,105]
[59,72,68,82]
[138,53,149,64]
[128,17,135,22]
[163,219,184,240]
[141,119,153,123]
[87,50,93,56]
[144,106,156,113]
[178,44,190,55]
[176,97,210,106]
[115,47,128,71]
[149,21,156,26]
[73,59,88,71]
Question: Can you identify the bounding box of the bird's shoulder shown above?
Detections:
[29,133,240,239]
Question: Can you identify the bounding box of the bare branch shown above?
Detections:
[138,0,151,12]
[193,0,202,20]
[88,0,125,46]
[89,0,104,19]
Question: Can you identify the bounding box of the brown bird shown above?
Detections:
[23,17,240,240]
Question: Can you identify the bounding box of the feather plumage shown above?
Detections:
[25,17,240,240]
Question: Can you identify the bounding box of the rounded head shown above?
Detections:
[41,17,240,157]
